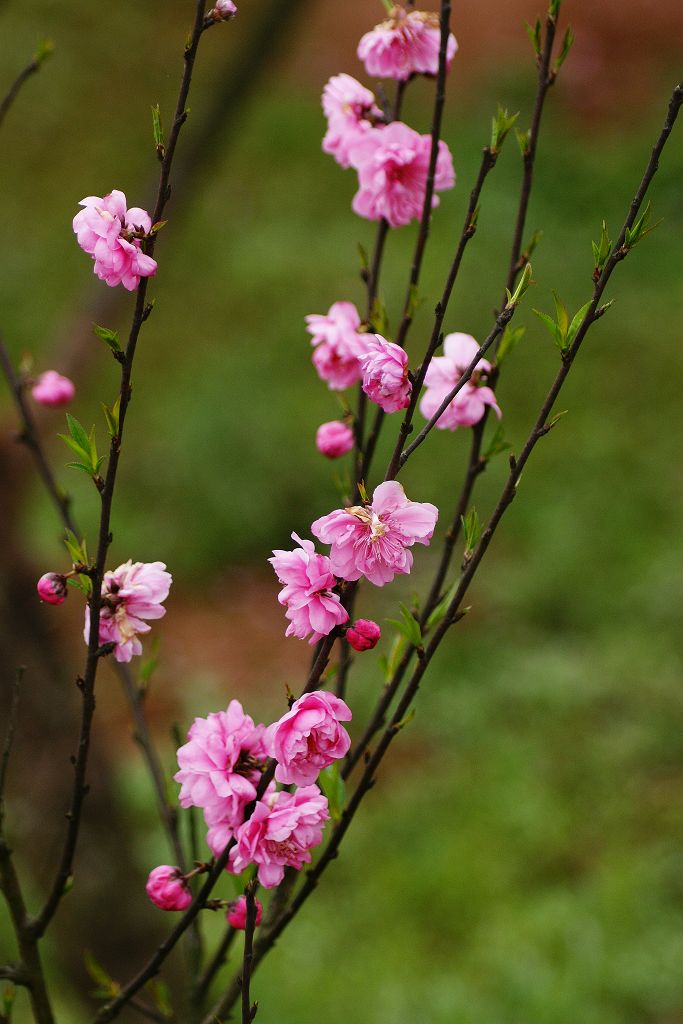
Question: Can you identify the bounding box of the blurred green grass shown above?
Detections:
[1,2,682,1021]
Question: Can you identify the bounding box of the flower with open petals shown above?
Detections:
[267,690,352,786]
[305,301,368,391]
[312,481,438,587]
[349,121,454,228]
[359,334,411,412]
[73,189,157,290]
[419,332,501,429]
[84,560,171,662]
[322,73,383,169]
[358,7,458,81]
[269,534,349,644]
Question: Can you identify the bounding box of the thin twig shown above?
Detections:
[0,46,51,131]
[241,882,258,1024]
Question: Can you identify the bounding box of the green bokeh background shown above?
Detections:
[1,1,682,1021]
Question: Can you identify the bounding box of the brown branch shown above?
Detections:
[241,882,258,1024]
[0,44,51,131]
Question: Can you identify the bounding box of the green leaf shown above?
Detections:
[483,421,511,461]
[507,262,533,306]
[93,323,122,355]
[84,951,119,999]
[406,283,422,320]
[380,632,408,682]
[319,764,346,822]
[58,434,90,462]
[490,105,519,154]
[533,308,564,352]
[151,103,164,148]
[65,461,96,476]
[425,578,459,632]
[591,219,612,273]
[552,291,569,339]
[515,127,531,156]
[549,0,562,17]
[525,17,541,55]
[566,301,592,346]
[554,24,575,72]
[139,639,161,691]
[101,397,121,440]
[147,980,173,1019]
[64,529,87,565]
[386,603,422,649]
[3,983,16,1018]
[370,296,390,337]
[624,201,660,249]
[461,507,481,555]
[497,324,526,365]
[357,242,369,273]
[66,413,91,454]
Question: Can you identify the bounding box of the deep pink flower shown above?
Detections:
[84,560,171,662]
[31,371,75,407]
[175,700,268,829]
[146,865,192,911]
[229,786,329,888]
[73,190,157,291]
[316,420,354,459]
[311,481,438,587]
[322,74,382,169]
[349,121,454,228]
[267,690,352,786]
[305,301,368,391]
[419,332,501,430]
[269,534,349,645]
[359,334,411,413]
[347,619,381,652]
[357,7,458,81]
[227,895,263,930]
[204,780,276,859]
[37,573,68,605]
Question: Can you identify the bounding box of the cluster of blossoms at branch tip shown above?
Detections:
[358,6,458,81]
[31,370,75,407]
[85,559,172,662]
[73,189,157,290]
[420,332,501,429]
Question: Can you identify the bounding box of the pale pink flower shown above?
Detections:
[145,865,192,911]
[357,7,458,81]
[322,74,382,169]
[311,480,438,587]
[267,690,352,786]
[228,786,329,888]
[316,420,354,459]
[227,895,263,930]
[210,0,237,20]
[175,700,268,827]
[347,619,381,652]
[269,534,349,645]
[349,121,454,228]
[73,189,157,291]
[359,334,411,413]
[305,301,368,391]
[31,371,75,407]
[419,331,501,430]
[84,559,172,662]
[37,572,68,605]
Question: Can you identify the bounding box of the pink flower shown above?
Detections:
[311,481,438,587]
[267,690,352,786]
[359,334,411,413]
[31,371,75,407]
[175,700,268,830]
[357,7,458,81]
[229,786,329,888]
[73,190,157,291]
[347,619,381,652]
[210,0,237,19]
[316,420,354,459]
[322,74,382,169]
[419,332,501,430]
[84,560,172,662]
[349,121,455,228]
[226,895,263,931]
[37,572,68,605]
[305,301,368,391]
[269,534,349,645]
[145,865,192,912]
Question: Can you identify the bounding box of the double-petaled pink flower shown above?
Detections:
[305,301,368,391]
[84,559,171,662]
[31,371,75,407]
[270,534,349,644]
[349,121,454,228]
[322,73,383,169]
[146,865,192,911]
[312,481,438,587]
[316,420,355,459]
[359,334,411,413]
[358,7,458,81]
[267,690,352,786]
[228,786,329,888]
[175,700,268,830]
[73,189,157,290]
[419,332,501,430]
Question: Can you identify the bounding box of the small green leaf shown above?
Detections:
[65,461,95,476]
[101,396,121,439]
[549,0,562,18]
[483,421,511,460]
[386,603,422,649]
[357,480,370,505]
[522,228,543,261]
[151,103,164,148]
[406,283,422,320]
[515,127,531,156]
[370,296,390,337]
[64,529,87,565]
[554,24,575,72]
[84,951,119,999]
[591,219,612,273]
[461,507,481,556]
[139,639,161,691]
[425,578,459,632]
[34,38,54,65]
[147,979,173,1019]
[552,291,569,339]
[490,104,519,154]
[566,301,592,346]
[624,201,660,249]
[380,632,408,682]
[66,413,91,454]
[507,262,533,306]
[3,983,16,1018]
[93,324,122,355]
[58,434,90,462]
[497,324,526,365]
[357,242,369,272]
[533,308,564,352]
[319,764,346,822]
[525,17,542,55]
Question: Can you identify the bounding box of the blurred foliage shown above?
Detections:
[1,0,682,1021]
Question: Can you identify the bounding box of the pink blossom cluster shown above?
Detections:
[84,559,172,662]
[419,332,501,429]
[73,189,157,290]
[320,7,457,227]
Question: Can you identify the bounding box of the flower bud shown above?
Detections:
[346,619,381,652]
[210,0,237,20]
[31,371,75,408]
[226,895,263,931]
[145,865,192,911]
[37,573,68,605]
[316,420,354,459]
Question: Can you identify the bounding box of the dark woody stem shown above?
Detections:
[0,46,50,130]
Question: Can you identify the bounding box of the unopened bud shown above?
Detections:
[37,572,68,605]
[226,895,263,930]
[31,370,75,407]
[209,0,237,21]
[145,865,192,912]
[346,618,381,652]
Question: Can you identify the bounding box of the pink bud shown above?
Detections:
[210,0,237,20]
[316,420,354,459]
[226,895,263,931]
[31,371,75,408]
[346,619,381,652]
[37,573,68,605]
[145,865,192,912]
